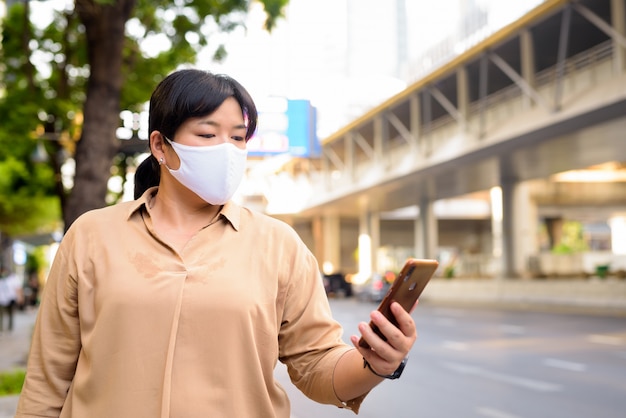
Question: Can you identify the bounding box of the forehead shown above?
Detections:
[205,97,244,119]
[185,98,246,128]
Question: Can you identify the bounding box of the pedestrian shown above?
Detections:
[24,271,40,308]
[16,68,418,418]
[0,267,22,332]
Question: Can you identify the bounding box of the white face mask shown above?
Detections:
[163,136,247,205]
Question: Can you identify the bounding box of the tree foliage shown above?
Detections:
[0,4,62,239]
[0,0,288,236]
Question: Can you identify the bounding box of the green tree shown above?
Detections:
[0,0,288,233]
[0,2,62,260]
[551,220,589,254]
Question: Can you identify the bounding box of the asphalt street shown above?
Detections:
[280,298,626,418]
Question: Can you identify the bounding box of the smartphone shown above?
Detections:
[358,258,439,349]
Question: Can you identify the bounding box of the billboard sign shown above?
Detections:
[248,98,319,158]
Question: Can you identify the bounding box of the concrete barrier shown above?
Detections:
[421,278,626,315]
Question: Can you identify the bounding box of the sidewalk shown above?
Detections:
[0,308,37,418]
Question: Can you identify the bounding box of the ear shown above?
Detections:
[149,131,167,159]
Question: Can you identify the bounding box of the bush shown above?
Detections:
[0,369,25,396]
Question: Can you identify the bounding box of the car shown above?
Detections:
[353,273,392,303]
[322,273,353,298]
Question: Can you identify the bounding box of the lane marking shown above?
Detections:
[543,358,587,372]
[477,407,522,418]
[443,362,562,392]
[588,334,623,346]
[442,340,468,351]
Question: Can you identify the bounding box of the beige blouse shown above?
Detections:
[16,188,365,417]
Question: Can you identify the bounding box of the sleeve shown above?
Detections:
[278,237,367,413]
[15,236,81,417]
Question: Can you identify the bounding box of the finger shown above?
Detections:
[353,336,399,376]
[350,335,363,351]
[367,304,415,352]
[351,330,374,354]
[350,334,359,346]
[350,334,380,360]
[364,311,405,353]
[390,302,418,342]
[357,320,387,351]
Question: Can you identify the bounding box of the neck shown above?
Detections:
[150,187,222,231]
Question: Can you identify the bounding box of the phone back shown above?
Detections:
[379,258,439,327]
[358,258,439,349]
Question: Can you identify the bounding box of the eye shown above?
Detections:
[200,134,216,139]
[231,136,245,142]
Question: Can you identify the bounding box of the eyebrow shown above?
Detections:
[198,120,247,130]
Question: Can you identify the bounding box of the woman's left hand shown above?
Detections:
[350,301,417,376]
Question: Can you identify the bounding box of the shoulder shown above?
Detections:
[73,200,137,225]
[238,205,301,240]
[238,207,316,270]
[63,200,138,242]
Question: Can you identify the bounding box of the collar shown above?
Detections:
[128,187,241,231]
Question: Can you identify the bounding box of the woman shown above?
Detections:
[16,69,417,417]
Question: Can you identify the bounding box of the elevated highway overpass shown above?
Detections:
[252,0,626,279]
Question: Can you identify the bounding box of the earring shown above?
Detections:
[159,157,164,165]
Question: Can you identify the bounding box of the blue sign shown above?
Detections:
[248,99,320,158]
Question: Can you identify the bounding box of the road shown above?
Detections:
[275,298,626,418]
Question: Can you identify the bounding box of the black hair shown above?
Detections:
[133,69,258,199]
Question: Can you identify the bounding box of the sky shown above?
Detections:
[194,0,545,138]
[198,0,457,137]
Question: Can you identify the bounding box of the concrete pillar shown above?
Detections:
[312,216,323,266]
[500,178,519,278]
[415,198,438,260]
[358,212,370,279]
[544,217,564,250]
[497,178,538,278]
[321,214,341,274]
[357,210,381,278]
[490,186,505,278]
[609,214,626,254]
[370,212,381,274]
[512,182,539,277]
[413,214,424,259]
